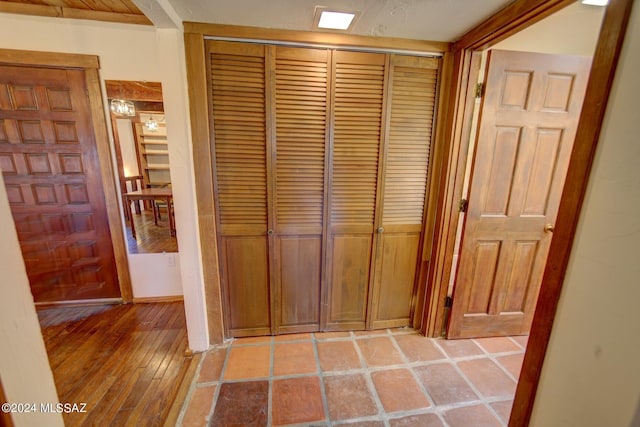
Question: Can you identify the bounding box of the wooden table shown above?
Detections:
[124,188,175,239]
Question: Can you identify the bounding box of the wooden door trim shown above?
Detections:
[185,33,225,344]
[511,1,634,425]
[421,0,634,426]
[0,48,132,302]
[184,23,450,54]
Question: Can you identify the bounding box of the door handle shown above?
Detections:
[544,224,555,233]
[377,227,384,234]
[267,229,274,236]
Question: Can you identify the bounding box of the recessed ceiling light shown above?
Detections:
[313,7,359,31]
[582,0,608,6]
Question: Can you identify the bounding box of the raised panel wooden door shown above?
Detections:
[326,51,386,330]
[448,50,591,338]
[273,46,329,333]
[0,65,119,302]
[370,55,439,329]
[207,41,271,337]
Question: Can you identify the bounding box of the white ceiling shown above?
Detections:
[166,0,515,42]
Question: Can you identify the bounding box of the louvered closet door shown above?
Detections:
[273,47,329,333]
[207,41,271,337]
[370,55,440,329]
[326,51,386,330]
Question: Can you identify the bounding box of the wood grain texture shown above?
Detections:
[37,302,192,427]
[0,63,125,302]
[448,50,590,339]
[185,32,225,344]
[0,0,151,25]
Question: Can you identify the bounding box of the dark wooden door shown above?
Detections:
[448,50,591,338]
[0,65,120,302]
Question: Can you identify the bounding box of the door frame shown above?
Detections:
[0,48,133,303]
[420,0,634,425]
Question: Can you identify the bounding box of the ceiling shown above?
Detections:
[0,0,517,42]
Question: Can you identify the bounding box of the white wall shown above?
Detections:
[530,3,640,426]
[0,13,209,351]
[0,174,63,427]
[493,2,605,56]
[115,118,140,177]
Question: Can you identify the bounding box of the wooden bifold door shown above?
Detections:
[206,41,440,337]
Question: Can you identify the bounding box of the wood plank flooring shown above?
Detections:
[125,209,178,254]
[38,302,191,427]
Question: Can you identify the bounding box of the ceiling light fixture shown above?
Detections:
[110,99,135,117]
[313,7,359,31]
[581,0,608,6]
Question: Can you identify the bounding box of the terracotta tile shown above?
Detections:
[474,337,522,354]
[371,369,430,413]
[512,335,529,349]
[181,385,216,427]
[274,333,312,342]
[324,374,378,420]
[390,413,445,427]
[317,340,362,372]
[357,337,404,367]
[394,334,446,362]
[496,353,525,379]
[490,399,513,424]
[315,331,351,340]
[458,358,517,398]
[335,421,385,427]
[443,404,502,427]
[223,345,271,380]
[197,347,227,383]
[414,363,478,405]
[232,336,273,345]
[273,342,317,376]
[272,376,325,425]
[354,329,388,337]
[211,381,268,427]
[435,339,483,358]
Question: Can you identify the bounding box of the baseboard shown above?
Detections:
[35,298,123,310]
[132,295,184,304]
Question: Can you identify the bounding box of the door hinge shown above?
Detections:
[459,198,468,213]
[474,82,484,99]
[441,296,454,337]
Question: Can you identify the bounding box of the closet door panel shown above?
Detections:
[207,41,270,336]
[279,236,322,329]
[223,237,271,335]
[328,235,373,326]
[371,55,440,329]
[274,46,329,332]
[327,51,386,329]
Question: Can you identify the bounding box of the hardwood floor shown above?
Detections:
[125,209,178,254]
[38,302,192,427]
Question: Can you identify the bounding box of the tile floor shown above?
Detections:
[178,329,527,427]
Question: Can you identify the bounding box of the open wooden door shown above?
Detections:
[448,50,590,338]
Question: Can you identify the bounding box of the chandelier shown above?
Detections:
[110,99,136,117]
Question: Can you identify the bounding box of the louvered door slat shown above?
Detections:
[327,51,386,330]
[274,47,329,332]
[371,56,440,329]
[210,50,267,232]
[331,52,385,226]
[208,41,270,337]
